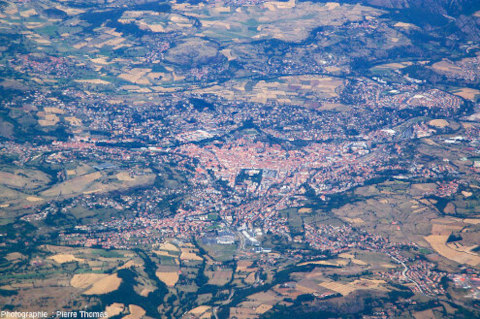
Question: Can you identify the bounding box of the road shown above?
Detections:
[389,254,425,295]
[213,288,235,319]
[236,230,246,250]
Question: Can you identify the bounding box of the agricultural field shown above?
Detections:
[425,233,480,267]
[195,75,344,106]
[0,245,138,313]
[155,271,179,287]
[320,279,387,296]
[205,268,232,286]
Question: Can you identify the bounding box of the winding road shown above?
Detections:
[389,254,425,295]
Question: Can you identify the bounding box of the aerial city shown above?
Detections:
[0,0,480,318]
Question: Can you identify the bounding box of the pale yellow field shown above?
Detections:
[156,271,179,287]
[105,303,124,318]
[180,248,203,261]
[118,68,151,85]
[298,259,348,267]
[71,273,108,289]
[236,260,254,272]
[425,235,480,266]
[159,242,179,252]
[321,279,386,296]
[54,4,85,15]
[463,218,480,224]
[49,254,84,264]
[0,170,49,189]
[350,279,386,290]
[342,217,365,224]
[220,48,235,61]
[325,66,342,73]
[90,57,112,65]
[447,242,479,254]
[75,79,111,85]
[82,172,155,196]
[264,0,296,11]
[338,253,368,265]
[118,260,141,270]
[139,287,154,297]
[153,250,178,258]
[107,99,124,104]
[428,119,449,128]
[43,107,65,114]
[255,304,273,314]
[73,42,87,49]
[83,274,122,295]
[431,60,462,73]
[461,191,473,198]
[244,272,256,285]
[373,62,412,70]
[41,171,102,197]
[26,196,43,202]
[320,281,355,295]
[394,22,418,29]
[123,305,145,319]
[5,252,26,261]
[298,208,312,213]
[65,116,82,126]
[20,9,37,18]
[94,37,126,49]
[188,305,210,315]
[116,172,135,181]
[431,223,463,235]
[4,4,18,15]
[38,113,60,126]
[452,88,480,101]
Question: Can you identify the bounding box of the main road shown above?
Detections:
[389,254,425,295]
